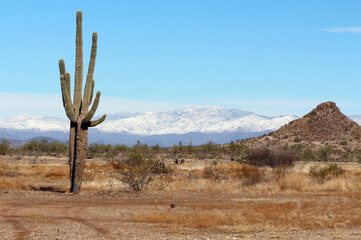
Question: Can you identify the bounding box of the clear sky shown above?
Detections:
[1,0,361,118]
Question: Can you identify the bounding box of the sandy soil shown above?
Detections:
[0,190,360,240]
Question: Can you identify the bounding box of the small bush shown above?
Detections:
[110,153,160,191]
[234,164,264,186]
[298,149,317,161]
[246,147,297,168]
[309,164,344,184]
[317,146,333,162]
[340,140,347,146]
[294,136,301,142]
[203,166,215,179]
[151,160,171,174]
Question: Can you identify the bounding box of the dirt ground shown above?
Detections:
[0,156,360,239]
[0,190,360,239]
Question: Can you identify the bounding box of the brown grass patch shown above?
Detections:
[131,212,238,229]
[131,199,361,231]
[0,177,27,190]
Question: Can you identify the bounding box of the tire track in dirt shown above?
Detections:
[0,200,114,239]
[64,216,111,236]
[60,203,115,239]
[0,203,31,240]
[4,216,30,240]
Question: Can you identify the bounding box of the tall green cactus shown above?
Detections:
[59,10,106,193]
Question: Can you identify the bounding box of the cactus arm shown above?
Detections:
[59,60,71,101]
[89,79,95,104]
[89,114,106,127]
[59,59,67,106]
[59,59,66,76]
[65,72,72,105]
[82,32,97,113]
[73,10,83,112]
[61,75,77,122]
[66,73,71,97]
[82,91,101,123]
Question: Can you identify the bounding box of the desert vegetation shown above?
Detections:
[0,139,360,237]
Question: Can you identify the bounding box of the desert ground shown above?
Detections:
[0,155,360,239]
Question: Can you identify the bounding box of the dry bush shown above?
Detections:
[202,166,214,179]
[247,147,297,167]
[209,163,265,186]
[109,158,157,192]
[236,164,264,186]
[276,172,310,192]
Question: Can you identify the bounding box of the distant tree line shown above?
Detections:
[1,137,359,163]
[0,138,67,156]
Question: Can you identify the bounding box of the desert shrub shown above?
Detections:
[294,136,301,142]
[235,164,264,186]
[309,164,344,183]
[203,166,216,179]
[110,151,164,191]
[317,146,333,162]
[246,147,297,168]
[273,166,288,182]
[298,149,317,161]
[151,160,172,174]
[340,140,347,146]
[151,144,161,153]
[228,142,249,163]
[0,138,11,155]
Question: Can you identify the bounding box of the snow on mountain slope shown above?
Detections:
[0,107,297,135]
[0,114,68,132]
[98,106,296,135]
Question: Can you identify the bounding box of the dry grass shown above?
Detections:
[0,176,27,190]
[131,198,361,231]
[0,158,360,195]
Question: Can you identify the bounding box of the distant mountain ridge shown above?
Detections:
[0,106,297,146]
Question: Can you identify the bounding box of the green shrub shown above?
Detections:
[298,149,317,161]
[317,146,333,162]
[340,140,347,145]
[309,164,344,183]
[0,138,11,155]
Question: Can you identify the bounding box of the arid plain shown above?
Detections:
[0,155,360,240]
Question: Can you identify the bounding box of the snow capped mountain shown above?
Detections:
[98,106,296,135]
[0,107,296,135]
[0,106,298,145]
[0,114,68,132]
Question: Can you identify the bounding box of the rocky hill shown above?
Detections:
[245,101,361,161]
[272,101,361,141]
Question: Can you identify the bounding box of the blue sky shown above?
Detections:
[1,0,361,117]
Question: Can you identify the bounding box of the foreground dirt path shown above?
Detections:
[0,190,360,239]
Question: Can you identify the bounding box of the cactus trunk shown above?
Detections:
[59,10,106,194]
[70,124,88,193]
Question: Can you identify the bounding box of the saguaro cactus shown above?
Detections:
[59,10,106,193]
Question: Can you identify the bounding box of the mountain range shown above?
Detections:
[1,106,360,147]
